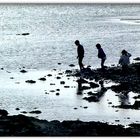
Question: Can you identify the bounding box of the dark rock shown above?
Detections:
[133,101,140,109]
[58,73,63,75]
[22,33,30,36]
[74,108,78,110]
[134,57,140,61]
[64,86,70,88]
[29,110,42,114]
[89,82,99,88]
[108,102,112,104]
[81,86,91,90]
[47,74,52,77]
[56,76,61,79]
[87,91,95,96]
[50,83,55,85]
[38,77,46,81]
[69,64,75,67]
[56,89,60,91]
[60,81,65,84]
[25,80,36,84]
[115,120,120,122]
[65,70,72,73]
[56,93,60,96]
[10,77,14,79]
[20,70,27,73]
[21,111,27,114]
[58,63,61,65]
[50,90,55,92]
[16,108,20,111]
[83,96,99,102]
[83,106,88,109]
[1,68,4,70]
[0,109,8,116]
[76,78,88,84]
[133,95,140,99]
[45,92,49,94]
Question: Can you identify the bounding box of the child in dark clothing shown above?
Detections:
[96,43,106,69]
[75,40,84,70]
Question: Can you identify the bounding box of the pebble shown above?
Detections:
[25,80,36,84]
[60,81,65,84]
[56,93,60,96]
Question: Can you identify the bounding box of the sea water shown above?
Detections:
[0,4,140,70]
[0,4,140,125]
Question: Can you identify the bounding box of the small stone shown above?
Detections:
[74,108,77,110]
[65,70,72,73]
[50,83,55,85]
[60,81,65,84]
[108,102,112,104]
[1,68,4,70]
[50,90,55,92]
[10,77,14,79]
[56,76,61,79]
[134,57,140,61]
[127,117,130,119]
[22,33,30,36]
[115,120,120,122]
[56,93,60,96]
[83,106,88,109]
[38,77,46,81]
[64,86,70,88]
[56,89,60,91]
[58,73,63,75]
[29,110,42,114]
[20,69,27,73]
[58,63,61,65]
[69,64,75,67]
[16,108,20,111]
[47,74,52,77]
[25,80,36,84]
[21,111,27,114]
[45,92,49,94]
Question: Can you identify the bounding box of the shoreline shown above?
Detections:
[1,62,140,136]
[0,113,140,136]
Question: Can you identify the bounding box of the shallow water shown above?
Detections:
[1,4,140,126]
[0,69,140,126]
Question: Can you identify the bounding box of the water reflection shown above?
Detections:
[76,78,83,95]
[118,91,130,106]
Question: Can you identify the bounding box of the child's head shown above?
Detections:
[75,40,80,46]
[96,43,101,49]
[121,50,127,55]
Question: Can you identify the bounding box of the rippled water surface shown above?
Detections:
[0,4,140,125]
[0,4,140,70]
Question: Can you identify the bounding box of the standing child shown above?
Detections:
[96,43,106,70]
[119,49,131,75]
[75,40,84,70]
